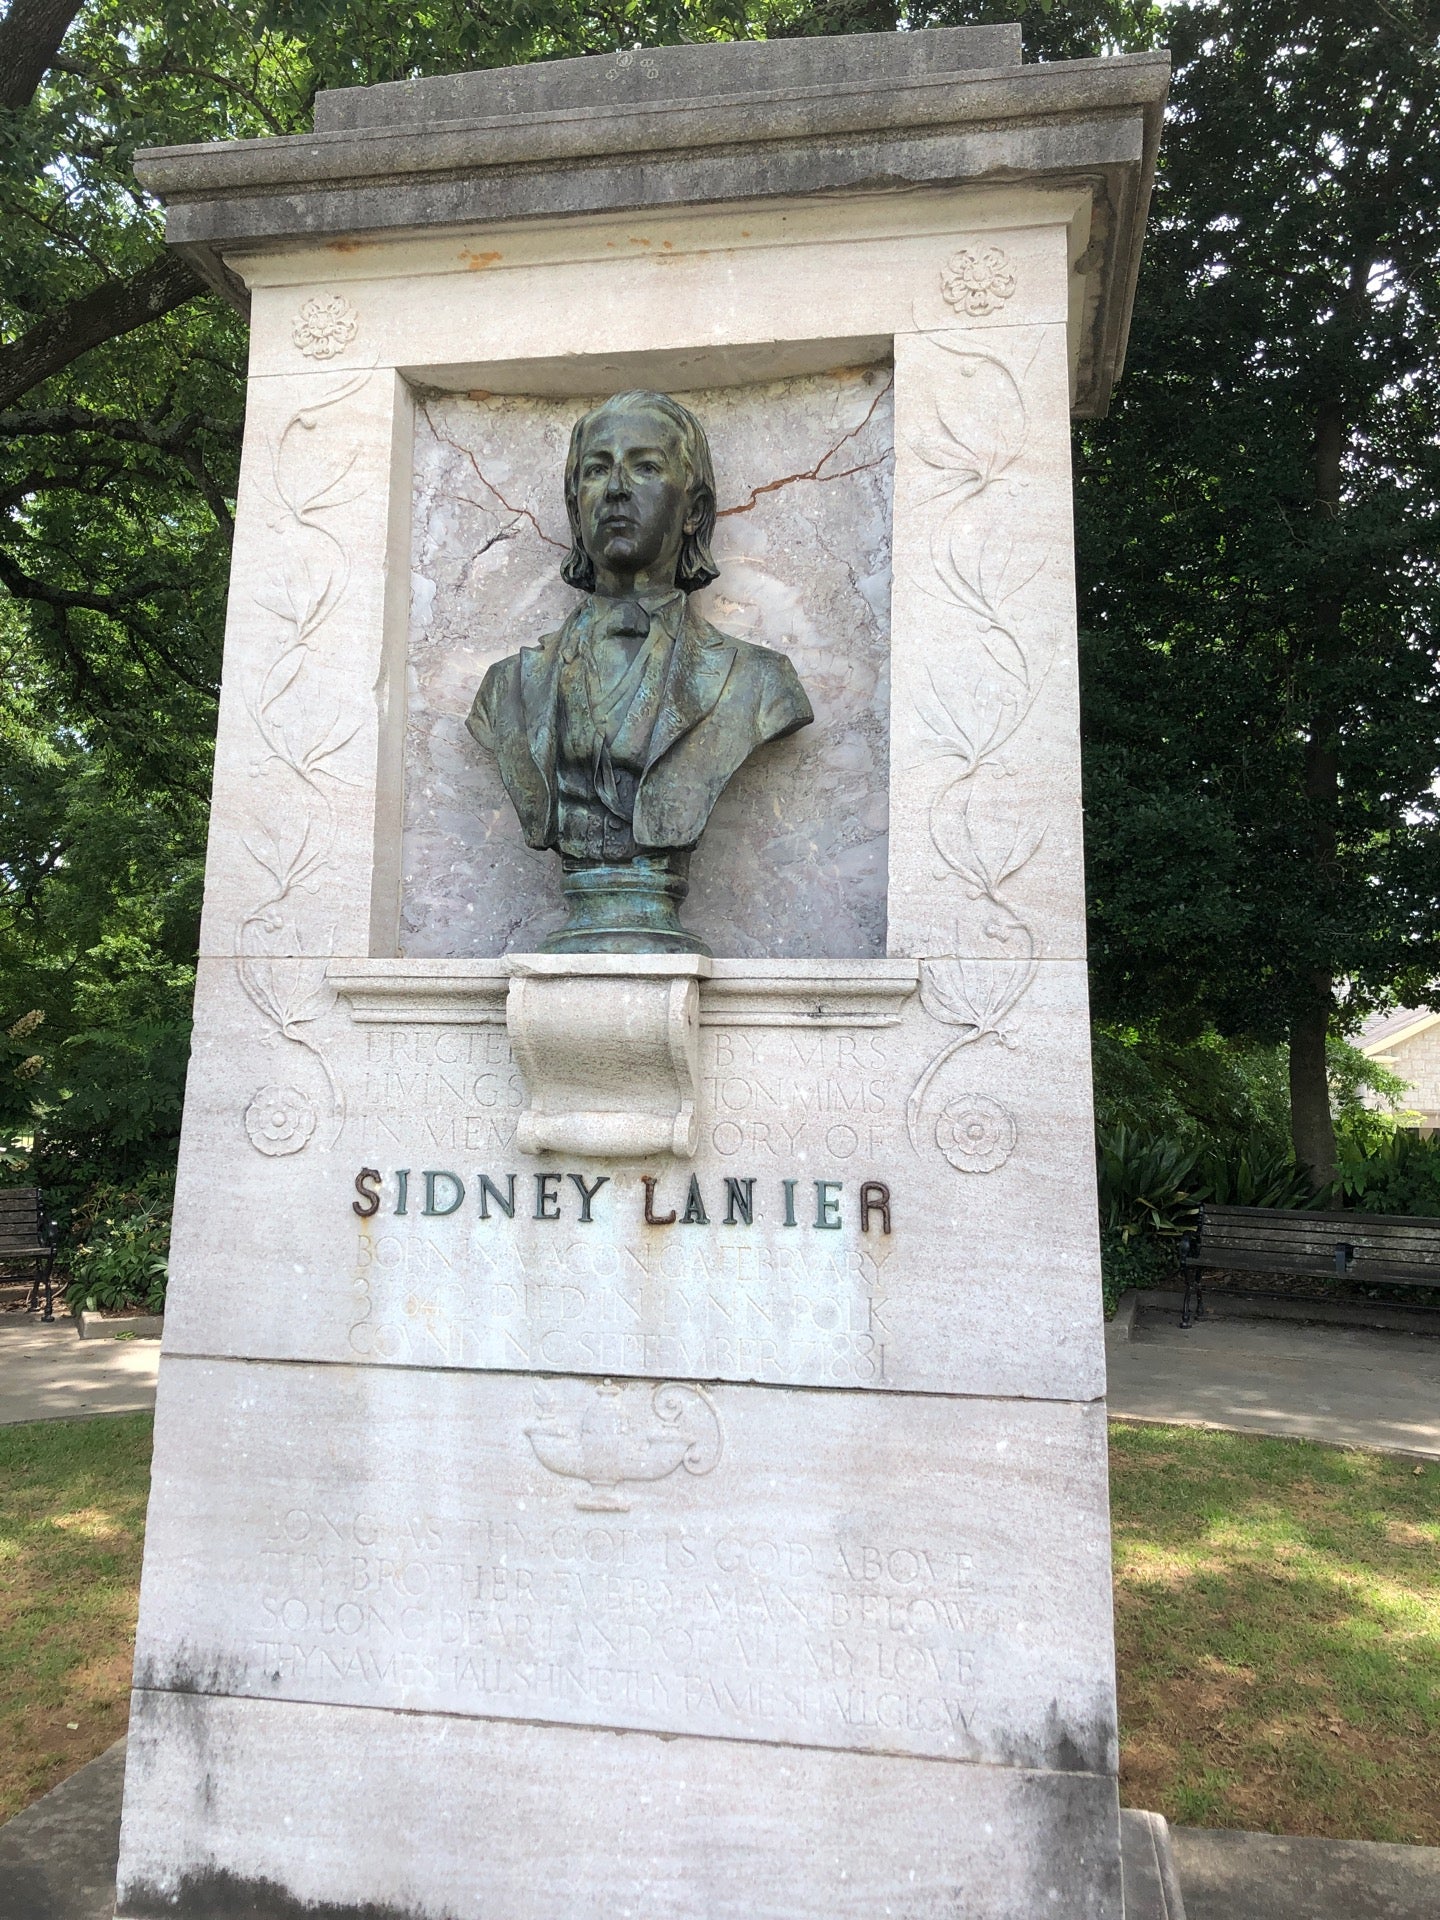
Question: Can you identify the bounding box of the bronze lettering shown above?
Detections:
[859,1180,892,1235]
[352,1168,381,1219]
[722,1177,754,1226]
[642,1175,677,1226]
[478,1173,516,1220]
[680,1175,709,1226]
[534,1173,561,1221]
[422,1171,465,1217]
[568,1172,610,1223]
[814,1181,842,1230]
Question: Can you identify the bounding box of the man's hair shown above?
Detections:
[561,390,719,593]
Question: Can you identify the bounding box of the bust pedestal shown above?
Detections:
[543,850,709,955]
[508,952,708,1156]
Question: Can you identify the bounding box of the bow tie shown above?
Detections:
[595,599,651,639]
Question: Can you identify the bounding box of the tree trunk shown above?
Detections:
[1288,397,1345,1190]
[0,253,200,410]
[0,0,85,110]
[1289,981,1336,1191]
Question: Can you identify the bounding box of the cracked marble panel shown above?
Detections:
[404,366,893,958]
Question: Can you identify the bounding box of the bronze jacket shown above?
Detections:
[468,595,813,854]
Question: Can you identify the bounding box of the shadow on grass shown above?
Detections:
[0,1412,153,1821]
[1110,1421,1439,1842]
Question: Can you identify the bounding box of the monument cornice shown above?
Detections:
[134,41,1168,414]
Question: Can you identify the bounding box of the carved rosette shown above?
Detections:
[292,293,359,359]
[243,1085,318,1156]
[935,1096,1017,1174]
[940,244,1016,316]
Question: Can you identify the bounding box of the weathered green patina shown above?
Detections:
[468,391,814,954]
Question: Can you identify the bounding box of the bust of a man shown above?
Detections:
[468,390,813,954]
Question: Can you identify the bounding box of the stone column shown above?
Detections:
[116,26,1168,1920]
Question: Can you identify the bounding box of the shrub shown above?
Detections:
[65,1184,171,1316]
[1100,1225,1175,1317]
[1333,1128,1440,1218]
[1096,1125,1203,1243]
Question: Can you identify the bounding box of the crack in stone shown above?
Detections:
[717,374,894,519]
[421,399,568,551]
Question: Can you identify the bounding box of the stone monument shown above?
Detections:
[118,26,1170,1919]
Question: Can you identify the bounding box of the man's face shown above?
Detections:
[576,405,693,592]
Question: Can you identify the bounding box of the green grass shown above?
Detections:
[1110,1422,1440,1843]
[0,1413,152,1820]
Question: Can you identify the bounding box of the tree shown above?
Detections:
[1078,0,1440,1186]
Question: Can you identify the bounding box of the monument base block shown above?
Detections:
[118,1691,1124,1920]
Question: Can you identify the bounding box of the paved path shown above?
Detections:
[0,1317,159,1426]
[1106,1308,1440,1458]
[1174,1825,1440,1920]
[0,1741,125,1920]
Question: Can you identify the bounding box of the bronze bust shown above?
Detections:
[468,390,814,953]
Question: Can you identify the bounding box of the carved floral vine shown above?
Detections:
[238,372,371,1148]
[905,335,1047,1155]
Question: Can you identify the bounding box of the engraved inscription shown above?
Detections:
[248,1502,985,1753]
[706,1028,894,1160]
[349,1229,892,1384]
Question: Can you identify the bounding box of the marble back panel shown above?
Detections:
[403,365,893,959]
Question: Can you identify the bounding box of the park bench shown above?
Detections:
[0,1187,58,1322]
[1178,1203,1440,1329]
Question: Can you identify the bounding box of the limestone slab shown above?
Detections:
[161,953,1104,1401]
[242,201,1077,385]
[197,367,412,963]
[117,1689,1124,1920]
[135,1356,1117,1772]
[315,26,1023,131]
[887,321,1089,965]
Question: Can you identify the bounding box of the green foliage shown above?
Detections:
[1099,1224,1174,1316]
[1076,0,1440,1165]
[6,1,1440,1212]
[1333,1128,1440,1219]
[0,0,763,1227]
[1097,1124,1202,1242]
[1195,1139,1312,1210]
[1089,1025,1421,1299]
[1093,1023,1294,1153]
[63,1175,172,1313]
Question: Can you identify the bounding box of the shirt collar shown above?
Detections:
[588,586,685,629]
